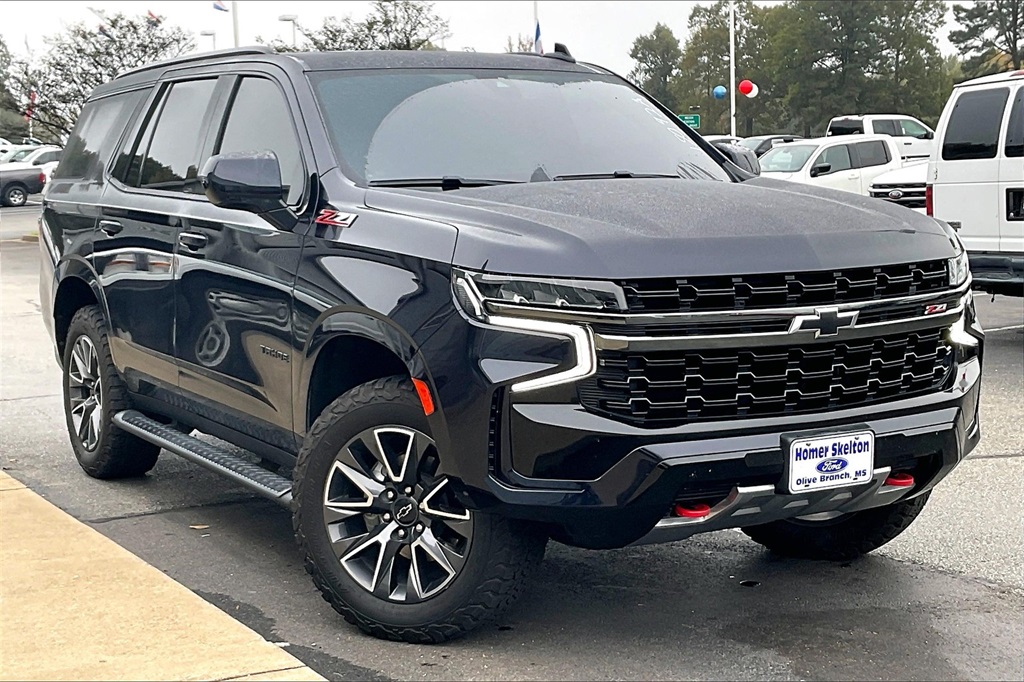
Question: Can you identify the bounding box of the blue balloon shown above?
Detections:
[713,85,727,100]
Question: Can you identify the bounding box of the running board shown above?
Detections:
[113,410,293,508]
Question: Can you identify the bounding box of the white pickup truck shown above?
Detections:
[826,114,935,161]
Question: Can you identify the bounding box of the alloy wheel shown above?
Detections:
[7,188,26,206]
[323,426,473,603]
[67,335,103,451]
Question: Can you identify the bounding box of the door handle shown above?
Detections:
[903,141,912,145]
[178,231,208,251]
[98,220,123,236]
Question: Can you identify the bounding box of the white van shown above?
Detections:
[928,70,1024,296]
[826,114,935,160]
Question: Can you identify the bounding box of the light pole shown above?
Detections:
[278,14,298,48]
[200,30,216,51]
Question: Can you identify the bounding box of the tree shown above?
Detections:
[505,33,534,53]
[0,37,31,142]
[871,0,948,121]
[950,0,1023,74]
[4,12,192,139]
[628,23,683,112]
[262,1,450,52]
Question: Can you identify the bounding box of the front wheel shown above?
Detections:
[293,377,546,643]
[742,493,930,561]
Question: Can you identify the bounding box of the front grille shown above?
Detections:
[579,328,954,427]
[618,260,947,313]
[870,182,927,209]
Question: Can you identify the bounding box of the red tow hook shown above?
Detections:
[884,472,915,488]
[673,503,712,519]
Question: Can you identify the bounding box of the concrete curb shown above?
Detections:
[19,232,39,243]
[0,471,324,682]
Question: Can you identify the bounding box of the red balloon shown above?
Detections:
[738,79,754,96]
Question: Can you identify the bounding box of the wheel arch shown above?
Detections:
[53,268,103,364]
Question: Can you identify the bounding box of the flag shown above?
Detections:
[24,91,36,122]
[534,20,543,54]
[213,0,229,11]
[146,10,161,26]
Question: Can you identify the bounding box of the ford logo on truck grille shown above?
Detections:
[888,189,904,200]
[816,458,849,473]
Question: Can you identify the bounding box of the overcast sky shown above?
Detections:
[3,0,961,76]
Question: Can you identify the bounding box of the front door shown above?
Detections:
[897,118,934,161]
[175,73,311,454]
[810,144,860,193]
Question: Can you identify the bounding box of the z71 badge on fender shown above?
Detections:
[314,209,357,228]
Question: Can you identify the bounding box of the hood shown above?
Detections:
[870,161,928,186]
[363,178,957,279]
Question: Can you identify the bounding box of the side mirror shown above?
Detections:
[923,131,934,140]
[810,162,832,178]
[712,141,761,177]
[200,151,297,230]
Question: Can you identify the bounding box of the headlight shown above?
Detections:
[453,269,601,393]
[454,269,626,314]
[947,250,970,287]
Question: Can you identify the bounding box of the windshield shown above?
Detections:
[6,149,34,163]
[309,69,729,185]
[758,144,817,173]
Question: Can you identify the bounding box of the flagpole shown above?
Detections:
[728,0,736,137]
[232,1,240,47]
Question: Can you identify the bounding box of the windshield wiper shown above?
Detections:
[367,176,521,191]
[552,171,681,181]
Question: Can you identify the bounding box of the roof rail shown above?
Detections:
[116,46,275,79]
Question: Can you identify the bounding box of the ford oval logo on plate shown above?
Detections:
[816,458,849,474]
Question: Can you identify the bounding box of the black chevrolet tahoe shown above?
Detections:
[40,47,983,643]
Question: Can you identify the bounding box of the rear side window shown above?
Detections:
[854,140,891,168]
[212,77,304,205]
[136,79,218,192]
[813,145,852,172]
[872,119,898,136]
[1006,88,1023,158]
[942,87,1010,160]
[53,89,147,181]
[828,119,863,136]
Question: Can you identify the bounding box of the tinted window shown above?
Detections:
[34,150,60,165]
[311,69,730,184]
[900,119,930,139]
[138,79,217,192]
[828,119,863,136]
[942,87,1010,161]
[813,144,852,172]
[1006,88,1023,158]
[53,90,146,181]
[872,119,898,136]
[854,140,891,168]
[214,77,304,205]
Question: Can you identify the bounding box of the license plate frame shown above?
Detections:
[782,428,875,494]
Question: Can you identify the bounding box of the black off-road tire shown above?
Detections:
[742,493,930,561]
[2,183,28,207]
[62,305,160,478]
[293,376,547,643]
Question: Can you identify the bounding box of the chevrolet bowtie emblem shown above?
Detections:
[789,307,858,337]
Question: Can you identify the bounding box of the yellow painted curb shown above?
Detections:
[0,472,324,682]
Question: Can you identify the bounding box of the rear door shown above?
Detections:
[933,85,1011,253]
[809,143,859,193]
[174,70,311,455]
[95,77,222,399]
[851,139,897,194]
[999,84,1023,255]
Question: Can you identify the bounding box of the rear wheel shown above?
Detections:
[294,377,546,643]
[742,494,930,561]
[62,306,160,478]
[2,184,27,207]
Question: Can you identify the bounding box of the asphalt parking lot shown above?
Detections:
[2,207,1022,681]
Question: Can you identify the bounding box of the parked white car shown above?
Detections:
[868,161,928,214]
[826,114,935,161]
[928,69,1023,296]
[758,135,902,195]
[1,145,61,169]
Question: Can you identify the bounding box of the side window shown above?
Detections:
[213,77,304,205]
[813,145,852,173]
[942,87,1010,161]
[900,119,930,139]
[854,140,891,168]
[1005,88,1023,158]
[872,119,899,136]
[135,79,218,192]
[53,89,147,181]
